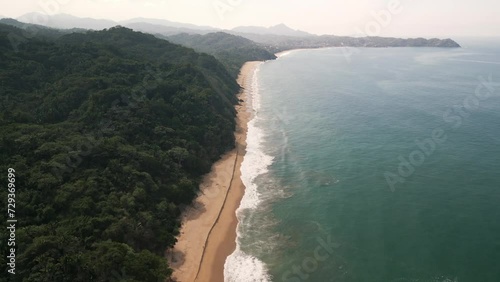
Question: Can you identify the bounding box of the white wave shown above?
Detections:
[224,249,271,282]
[249,66,262,111]
[238,118,274,210]
[275,49,305,59]
[224,63,273,282]
[276,50,293,58]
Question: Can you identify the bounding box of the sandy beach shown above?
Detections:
[168,61,261,282]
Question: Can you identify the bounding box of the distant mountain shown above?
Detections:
[1,18,57,30]
[0,18,85,43]
[8,13,460,51]
[166,32,276,77]
[18,13,116,30]
[232,23,312,37]
[124,22,215,36]
[233,33,461,53]
[120,17,217,31]
[15,13,219,35]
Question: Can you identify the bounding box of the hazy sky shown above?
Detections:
[1,0,499,37]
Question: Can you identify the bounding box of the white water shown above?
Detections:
[224,64,273,282]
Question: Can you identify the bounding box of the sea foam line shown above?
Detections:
[224,64,273,282]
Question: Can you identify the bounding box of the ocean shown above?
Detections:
[225,39,500,282]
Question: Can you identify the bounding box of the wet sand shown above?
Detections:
[169,62,261,282]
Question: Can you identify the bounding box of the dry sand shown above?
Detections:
[168,61,261,282]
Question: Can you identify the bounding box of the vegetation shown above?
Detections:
[166,32,276,77]
[0,17,460,282]
[0,18,85,42]
[0,24,240,281]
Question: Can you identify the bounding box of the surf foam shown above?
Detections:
[224,64,273,282]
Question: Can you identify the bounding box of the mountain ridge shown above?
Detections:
[120,17,217,31]
[18,12,116,30]
[0,23,241,281]
[165,32,276,77]
[124,22,216,36]
[232,23,312,37]
[14,13,461,47]
[9,13,461,51]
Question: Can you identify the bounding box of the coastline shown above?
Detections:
[169,61,262,282]
[275,48,323,58]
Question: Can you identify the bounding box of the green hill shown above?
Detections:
[0,24,240,281]
[166,32,276,77]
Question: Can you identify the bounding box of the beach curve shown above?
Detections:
[168,61,262,282]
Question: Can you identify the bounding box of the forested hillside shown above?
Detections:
[0,24,240,281]
[0,18,85,42]
[166,32,276,77]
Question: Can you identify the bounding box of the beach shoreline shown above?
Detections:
[168,61,261,282]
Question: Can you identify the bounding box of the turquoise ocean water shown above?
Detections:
[225,39,500,282]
